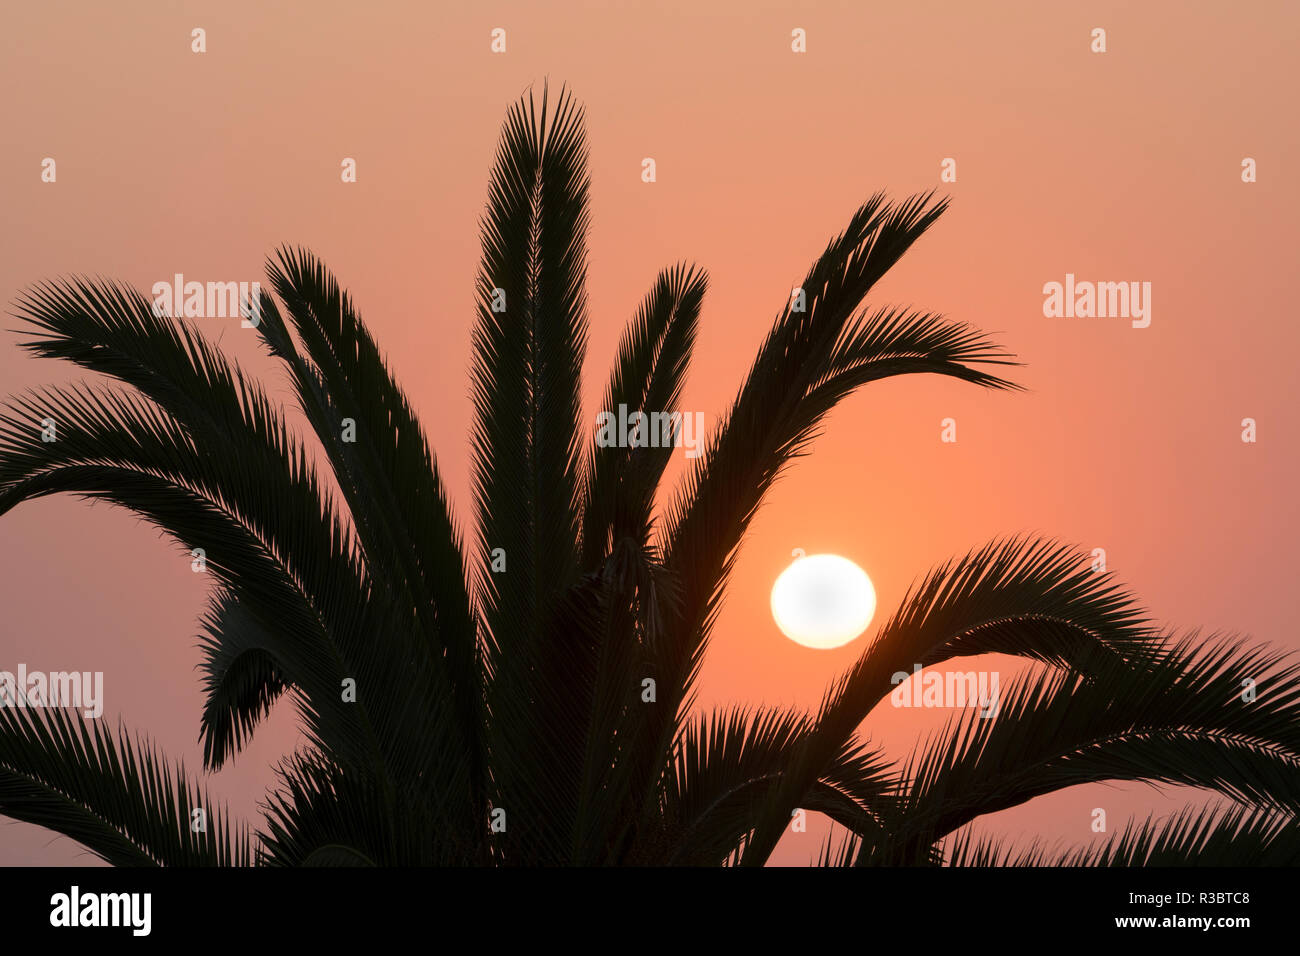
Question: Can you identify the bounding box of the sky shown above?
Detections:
[1,0,1297,865]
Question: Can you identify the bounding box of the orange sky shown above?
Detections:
[1,1,1297,865]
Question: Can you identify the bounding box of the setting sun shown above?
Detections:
[770,553,877,650]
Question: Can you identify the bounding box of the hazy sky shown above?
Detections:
[1,0,1296,865]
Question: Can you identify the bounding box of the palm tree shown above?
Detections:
[1,85,1297,867]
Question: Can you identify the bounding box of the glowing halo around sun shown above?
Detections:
[770,552,876,650]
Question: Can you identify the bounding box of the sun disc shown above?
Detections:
[771,553,876,650]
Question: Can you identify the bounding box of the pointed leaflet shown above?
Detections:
[470,84,590,861]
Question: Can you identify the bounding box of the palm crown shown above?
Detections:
[2,85,1297,867]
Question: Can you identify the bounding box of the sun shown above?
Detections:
[770,552,876,650]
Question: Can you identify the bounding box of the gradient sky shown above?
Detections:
[1,0,1297,865]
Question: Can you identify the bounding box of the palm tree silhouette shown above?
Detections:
[1,85,1296,866]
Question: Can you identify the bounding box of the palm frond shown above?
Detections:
[737,536,1161,865]
[471,81,589,643]
[817,828,862,867]
[0,705,251,866]
[945,803,1300,866]
[868,633,1300,863]
[5,281,378,768]
[568,540,678,863]
[196,590,288,770]
[657,707,895,866]
[582,263,707,568]
[257,255,483,791]
[259,751,479,866]
[469,82,592,864]
[660,197,1015,677]
[644,201,1020,841]
[259,250,477,652]
[0,381,472,805]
